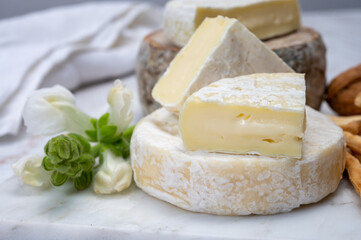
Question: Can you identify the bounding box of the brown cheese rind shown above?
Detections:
[136,27,326,114]
[266,27,326,110]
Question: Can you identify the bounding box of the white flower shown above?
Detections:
[23,85,92,136]
[11,154,51,188]
[93,150,132,194]
[107,80,133,135]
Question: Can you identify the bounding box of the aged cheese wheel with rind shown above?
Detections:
[136,27,326,114]
[131,107,345,215]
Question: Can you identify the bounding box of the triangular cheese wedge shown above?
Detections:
[180,73,306,159]
[152,16,294,113]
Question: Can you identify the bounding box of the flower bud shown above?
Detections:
[23,85,92,136]
[12,154,51,188]
[93,150,132,194]
[107,80,133,135]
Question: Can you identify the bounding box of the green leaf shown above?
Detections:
[54,162,71,174]
[119,137,130,159]
[85,118,98,142]
[123,125,135,142]
[100,144,109,153]
[99,125,117,142]
[85,130,97,142]
[98,113,109,128]
[68,133,91,153]
[44,141,50,156]
[45,136,67,163]
[90,118,97,129]
[103,133,122,144]
[57,136,72,159]
[107,143,122,156]
[100,124,135,159]
[51,171,68,186]
[42,156,54,171]
[46,135,79,162]
[67,162,82,178]
[73,171,93,190]
[108,137,131,159]
[99,151,104,165]
[79,154,95,172]
[90,144,101,158]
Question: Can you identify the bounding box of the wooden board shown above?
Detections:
[136,27,326,114]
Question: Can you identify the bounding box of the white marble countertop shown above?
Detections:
[0,8,361,240]
[1,176,360,240]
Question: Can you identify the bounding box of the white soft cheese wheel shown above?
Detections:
[164,0,301,47]
[131,107,345,215]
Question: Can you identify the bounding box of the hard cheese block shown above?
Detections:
[152,16,293,114]
[164,0,301,47]
[180,73,306,158]
[131,107,345,215]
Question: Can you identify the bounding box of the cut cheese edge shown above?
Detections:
[136,27,327,114]
[131,107,345,215]
[152,16,293,114]
[180,73,306,158]
[164,0,301,47]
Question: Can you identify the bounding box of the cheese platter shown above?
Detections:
[1,0,361,239]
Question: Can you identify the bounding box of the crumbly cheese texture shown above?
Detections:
[152,16,293,114]
[164,0,301,47]
[131,107,345,215]
[180,73,306,158]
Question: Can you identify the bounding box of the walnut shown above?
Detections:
[326,64,361,116]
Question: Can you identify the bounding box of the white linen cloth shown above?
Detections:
[0,2,162,137]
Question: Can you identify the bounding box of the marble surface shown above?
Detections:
[0,176,361,240]
[0,8,361,240]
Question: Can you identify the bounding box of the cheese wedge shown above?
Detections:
[164,0,301,47]
[152,16,293,113]
[180,73,306,158]
[131,107,345,215]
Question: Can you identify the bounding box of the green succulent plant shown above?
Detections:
[42,133,95,190]
[19,81,135,193]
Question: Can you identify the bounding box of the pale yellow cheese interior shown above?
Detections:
[152,17,233,105]
[194,0,301,40]
[180,73,306,158]
[181,102,305,158]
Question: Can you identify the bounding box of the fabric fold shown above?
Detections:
[0,2,162,137]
